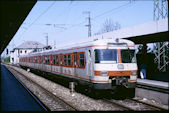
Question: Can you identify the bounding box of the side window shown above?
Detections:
[68,54,71,66]
[43,56,45,64]
[37,56,38,63]
[56,55,59,65]
[45,56,48,64]
[39,56,41,64]
[47,56,50,64]
[64,55,67,66]
[49,56,52,64]
[53,56,56,65]
[35,56,37,63]
[79,53,85,67]
[60,54,63,65]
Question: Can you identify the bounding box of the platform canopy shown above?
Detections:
[90,18,168,44]
[0,0,36,55]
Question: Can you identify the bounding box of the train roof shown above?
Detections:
[20,38,135,57]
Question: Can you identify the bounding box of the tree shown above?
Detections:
[137,44,152,54]
[4,56,10,63]
[95,18,121,35]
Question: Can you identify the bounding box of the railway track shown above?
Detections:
[6,65,79,111]
[104,98,167,111]
[131,98,168,110]
[5,66,49,111]
[4,63,168,111]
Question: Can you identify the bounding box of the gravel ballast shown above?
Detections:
[5,64,122,111]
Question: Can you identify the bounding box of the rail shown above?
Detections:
[104,98,166,111]
[5,64,79,111]
[4,65,49,111]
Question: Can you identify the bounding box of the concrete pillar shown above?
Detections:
[69,82,75,96]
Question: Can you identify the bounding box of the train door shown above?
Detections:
[73,52,78,76]
[87,50,93,78]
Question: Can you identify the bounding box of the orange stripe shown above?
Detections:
[94,70,132,76]
[129,80,136,82]
[94,70,134,76]
[94,71,101,76]
[91,80,109,83]
[108,71,131,76]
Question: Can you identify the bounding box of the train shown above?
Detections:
[19,38,138,96]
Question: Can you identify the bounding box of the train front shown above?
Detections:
[92,39,138,91]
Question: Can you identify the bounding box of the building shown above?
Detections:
[10,41,45,64]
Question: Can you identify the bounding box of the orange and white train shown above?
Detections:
[19,38,138,92]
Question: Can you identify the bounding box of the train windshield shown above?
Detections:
[95,49,117,63]
[121,49,136,63]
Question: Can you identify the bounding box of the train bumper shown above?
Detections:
[93,83,112,90]
[93,81,136,90]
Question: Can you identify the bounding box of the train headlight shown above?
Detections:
[100,71,108,76]
[132,70,137,75]
[117,64,124,69]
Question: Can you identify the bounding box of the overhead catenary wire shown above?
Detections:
[58,1,133,33]
[91,1,134,28]
[92,1,132,20]
[17,1,134,42]
[16,1,56,41]
[28,1,56,28]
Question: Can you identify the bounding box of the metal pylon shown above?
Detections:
[154,42,169,72]
[153,0,168,72]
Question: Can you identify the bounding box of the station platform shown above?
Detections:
[0,65,45,111]
[136,78,168,106]
[137,78,169,90]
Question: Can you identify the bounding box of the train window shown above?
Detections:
[49,56,51,64]
[53,56,56,65]
[79,53,85,67]
[60,54,63,65]
[64,55,67,66]
[38,56,39,63]
[35,57,37,63]
[45,56,47,64]
[37,56,38,63]
[47,56,50,64]
[68,54,71,66]
[56,55,59,65]
[43,56,45,64]
[95,49,117,63]
[121,50,136,63]
[39,56,41,64]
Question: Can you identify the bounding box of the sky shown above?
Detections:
[3,0,155,57]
